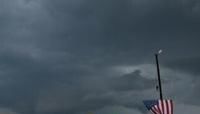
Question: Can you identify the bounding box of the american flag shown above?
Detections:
[143,99,173,114]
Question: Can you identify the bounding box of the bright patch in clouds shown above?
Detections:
[111,64,190,81]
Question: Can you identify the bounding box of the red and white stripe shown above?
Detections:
[151,100,173,114]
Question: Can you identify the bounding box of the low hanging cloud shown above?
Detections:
[27,63,198,114]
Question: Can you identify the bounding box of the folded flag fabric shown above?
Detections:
[143,99,173,114]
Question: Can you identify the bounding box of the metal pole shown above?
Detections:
[155,54,163,100]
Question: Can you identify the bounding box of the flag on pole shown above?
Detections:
[143,99,173,114]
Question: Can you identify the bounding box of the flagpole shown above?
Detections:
[155,53,163,100]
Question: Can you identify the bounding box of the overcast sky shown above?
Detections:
[0,0,200,114]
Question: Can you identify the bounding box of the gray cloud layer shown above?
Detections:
[0,0,200,114]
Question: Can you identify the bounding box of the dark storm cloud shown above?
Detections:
[163,56,200,75]
[0,0,200,114]
[36,0,200,64]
